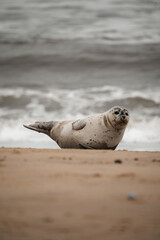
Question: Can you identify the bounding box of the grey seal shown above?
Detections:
[23,106,129,149]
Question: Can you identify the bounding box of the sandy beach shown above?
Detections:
[0,148,160,240]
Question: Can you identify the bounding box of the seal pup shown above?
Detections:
[23,106,129,149]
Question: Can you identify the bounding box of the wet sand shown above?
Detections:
[0,148,160,240]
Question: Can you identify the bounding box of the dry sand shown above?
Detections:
[0,148,160,240]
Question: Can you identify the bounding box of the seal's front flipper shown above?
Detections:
[72,119,86,130]
[23,121,55,135]
[79,143,95,149]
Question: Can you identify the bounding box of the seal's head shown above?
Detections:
[107,106,130,129]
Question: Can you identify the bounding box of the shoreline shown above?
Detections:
[1,141,160,151]
[0,148,160,240]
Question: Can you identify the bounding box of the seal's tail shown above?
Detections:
[23,121,56,135]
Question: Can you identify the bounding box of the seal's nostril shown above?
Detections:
[122,116,126,119]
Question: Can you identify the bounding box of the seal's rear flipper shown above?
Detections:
[23,121,55,136]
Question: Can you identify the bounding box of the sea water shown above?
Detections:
[0,0,160,150]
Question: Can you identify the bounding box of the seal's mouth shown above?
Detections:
[115,114,129,126]
[120,115,128,123]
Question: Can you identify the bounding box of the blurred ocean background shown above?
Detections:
[0,0,160,150]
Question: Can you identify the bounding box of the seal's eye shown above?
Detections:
[114,111,119,115]
[125,112,128,116]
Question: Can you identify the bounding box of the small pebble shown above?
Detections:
[152,158,160,162]
[127,192,137,200]
[92,173,101,178]
[43,217,53,223]
[114,159,122,164]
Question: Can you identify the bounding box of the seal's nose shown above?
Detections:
[121,115,126,120]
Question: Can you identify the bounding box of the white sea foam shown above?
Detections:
[123,117,160,143]
[1,85,160,108]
